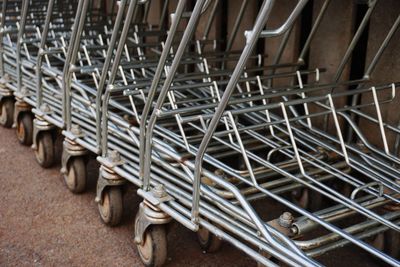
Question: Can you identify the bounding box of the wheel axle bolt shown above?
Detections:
[21,86,28,95]
[152,184,168,198]
[279,212,294,228]
[109,150,121,162]
[40,103,51,113]
[71,124,82,135]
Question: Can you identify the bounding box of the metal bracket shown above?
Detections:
[63,124,86,141]
[138,185,173,207]
[95,164,126,204]
[267,212,295,238]
[60,137,88,175]
[13,100,31,128]
[0,74,10,85]
[134,198,172,245]
[97,150,125,169]
[0,78,12,102]
[32,117,55,150]
[14,86,30,100]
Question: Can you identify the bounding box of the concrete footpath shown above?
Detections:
[0,127,380,266]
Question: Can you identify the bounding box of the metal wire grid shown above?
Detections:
[0,0,399,266]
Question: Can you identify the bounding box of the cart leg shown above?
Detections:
[96,165,125,226]
[61,137,88,193]
[0,77,14,128]
[0,97,14,128]
[134,199,171,267]
[16,111,33,145]
[197,223,223,253]
[14,100,33,145]
[256,212,296,266]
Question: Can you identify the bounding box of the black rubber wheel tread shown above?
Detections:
[35,131,54,168]
[64,157,87,194]
[137,225,168,267]
[17,113,33,146]
[98,187,123,226]
[0,98,14,128]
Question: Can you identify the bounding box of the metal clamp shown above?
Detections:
[95,164,126,204]
[32,117,55,150]
[134,186,173,245]
[61,136,88,175]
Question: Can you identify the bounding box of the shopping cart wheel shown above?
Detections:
[35,131,54,168]
[0,98,14,128]
[16,112,33,146]
[136,225,167,267]
[64,157,87,194]
[197,225,222,253]
[98,186,123,226]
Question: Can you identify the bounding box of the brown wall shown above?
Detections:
[359,0,400,150]
[108,0,400,146]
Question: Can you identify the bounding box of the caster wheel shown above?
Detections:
[384,230,400,258]
[136,224,168,267]
[64,157,87,194]
[98,187,123,226]
[291,187,324,212]
[16,113,33,146]
[197,225,222,253]
[0,98,14,128]
[35,131,54,168]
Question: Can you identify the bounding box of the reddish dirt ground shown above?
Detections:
[0,126,384,266]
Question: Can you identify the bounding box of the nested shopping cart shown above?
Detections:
[0,0,399,267]
[2,0,113,168]
[59,0,169,212]
[28,0,112,168]
[0,0,23,128]
[111,0,399,266]
[0,0,70,145]
[16,0,80,151]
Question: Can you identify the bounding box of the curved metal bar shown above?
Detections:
[36,0,55,109]
[97,0,134,155]
[139,0,191,186]
[61,0,87,126]
[16,0,29,94]
[0,0,9,76]
[244,0,308,39]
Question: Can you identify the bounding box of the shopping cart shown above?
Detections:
[60,0,168,211]
[15,0,76,149]
[13,0,112,168]
[125,0,399,266]
[0,0,23,128]
[0,0,399,266]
